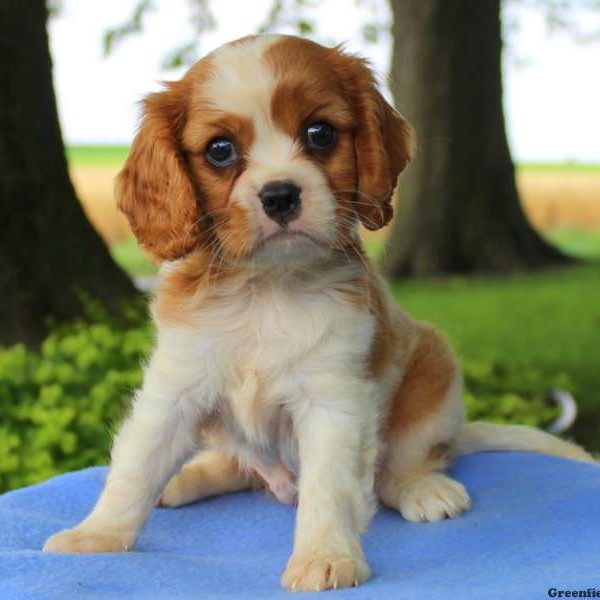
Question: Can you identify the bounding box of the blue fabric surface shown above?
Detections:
[1,452,599,600]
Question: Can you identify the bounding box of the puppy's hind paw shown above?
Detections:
[396,473,471,523]
[158,474,191,508]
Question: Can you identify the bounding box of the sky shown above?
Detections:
[48,0,600,163]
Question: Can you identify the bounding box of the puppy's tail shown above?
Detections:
[454,421,597,464]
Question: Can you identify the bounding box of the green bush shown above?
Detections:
[463,358,561,427]
[0,300,152,492]
[0,302,564,493]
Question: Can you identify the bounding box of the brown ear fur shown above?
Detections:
[116,82,200,261]
[338,53,414,230]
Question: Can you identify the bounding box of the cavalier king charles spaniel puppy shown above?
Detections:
[44,35,595,591]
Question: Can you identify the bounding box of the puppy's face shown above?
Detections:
[117,35,412,265]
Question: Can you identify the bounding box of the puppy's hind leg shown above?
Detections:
[159,449,257,507]
[377,325,470,522]
[378,437,470,522]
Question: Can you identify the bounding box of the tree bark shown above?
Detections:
[382,0,571,277]
[0,1,137,347]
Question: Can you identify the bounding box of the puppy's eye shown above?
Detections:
[305,121,336,150]
[205,137,238,167]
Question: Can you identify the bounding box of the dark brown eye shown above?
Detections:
[305,121,336,150]
[205,137,238,167]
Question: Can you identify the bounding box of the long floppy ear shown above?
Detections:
[116,83,200,261]
[343,56,414,230]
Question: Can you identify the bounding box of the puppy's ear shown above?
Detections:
[342,55,414,230]
[116,82,200,261]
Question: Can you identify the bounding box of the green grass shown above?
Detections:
[111,237,157,277]
[66,146,600,173]
[519,162,600,172]
[545,228,600,260]
[66,145,129,167]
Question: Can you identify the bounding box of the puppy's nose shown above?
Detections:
[258,180,301,226]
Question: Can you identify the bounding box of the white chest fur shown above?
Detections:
[151,264,377,471]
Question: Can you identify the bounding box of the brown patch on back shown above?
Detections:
[385,324,458,432]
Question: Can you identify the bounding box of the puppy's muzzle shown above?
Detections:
[259,180,301,227]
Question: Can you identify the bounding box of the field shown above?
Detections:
[68,146,600,449]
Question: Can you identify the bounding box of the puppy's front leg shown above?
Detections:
[282,379,378,591]
[44,349,205,553]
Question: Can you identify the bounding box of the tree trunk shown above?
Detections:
[0,1,137,347]
[382,0,571,277]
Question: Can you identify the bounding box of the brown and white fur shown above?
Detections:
[43,35,595,591]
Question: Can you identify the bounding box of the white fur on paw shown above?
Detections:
[398,473,471,522]
[43,526,133,553]
[281,552,371,591]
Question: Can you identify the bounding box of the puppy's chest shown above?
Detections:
[204,286,366,374]
[195,285,375,447]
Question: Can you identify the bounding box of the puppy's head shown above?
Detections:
[117,35,413,265]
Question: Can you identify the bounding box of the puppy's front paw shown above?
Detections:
[398,473,471,522]
[43,526,133,553]
[281,552,371,591]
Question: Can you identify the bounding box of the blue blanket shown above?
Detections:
[1,452,599,599]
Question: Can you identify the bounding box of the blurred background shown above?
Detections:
[0,0,598,492]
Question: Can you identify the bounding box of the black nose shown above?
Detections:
[258,181,301,226]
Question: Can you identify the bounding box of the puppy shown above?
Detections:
[44,35,595,591]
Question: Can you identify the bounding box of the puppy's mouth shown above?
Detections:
[262,229,321,246]
[251,229,329,262]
